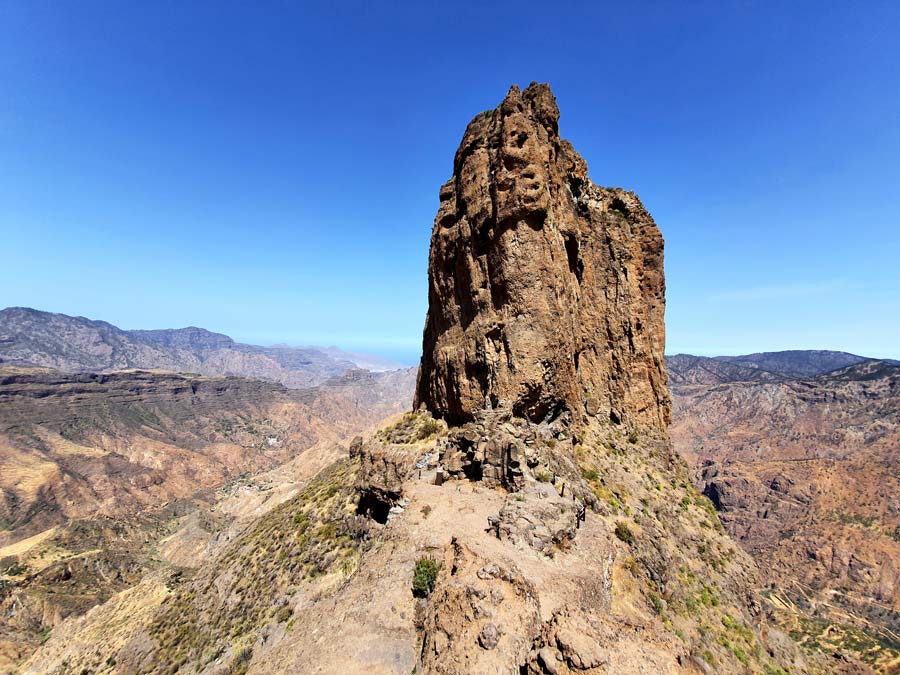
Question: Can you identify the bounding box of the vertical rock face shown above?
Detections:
[414,82,670,430]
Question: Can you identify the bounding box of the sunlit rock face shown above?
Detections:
[414,82,670,431]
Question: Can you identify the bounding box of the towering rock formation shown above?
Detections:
[415,83,669,431]
[18,83,810,675]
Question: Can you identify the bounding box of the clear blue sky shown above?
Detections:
[2,1,898,364]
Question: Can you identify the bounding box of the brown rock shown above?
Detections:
[555,626,608,669]
[353,441,415,523]
[478,622,500,650]
[414,82,669,430]
[495,484,577,555]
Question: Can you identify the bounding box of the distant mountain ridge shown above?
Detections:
[664,349,891,386]
[0,307,404,388]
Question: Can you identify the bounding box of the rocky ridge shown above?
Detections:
[0,364,416,670]
[665,350,876,387]
[15,83,813,675]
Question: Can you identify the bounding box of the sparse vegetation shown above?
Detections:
[376,412,445,444]
[417,418,443,440]
[832,509,876,528]
[147,460,369,670]
[228,646,253,674]
[3,561,28,576]
[787,613,900,669]
[38,627,52,644]
[614,521,635,545]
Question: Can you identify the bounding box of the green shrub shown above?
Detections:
[614,521,635,545]
[732,646,749,665]
[696,584,719,607]
[582,468,599,481]
[535,469,553,483]
[627,430,639,444]
[3,561,28,576]
[417,418,443,440]
[412,557,440,597]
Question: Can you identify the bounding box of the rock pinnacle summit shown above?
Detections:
[415,82,670,432]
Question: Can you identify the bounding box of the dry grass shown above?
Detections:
[144,458,370,673]
[0,527,58,560]
[572,424,789,674]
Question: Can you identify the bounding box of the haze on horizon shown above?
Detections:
[2,2,899,363]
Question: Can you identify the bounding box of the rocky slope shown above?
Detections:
[0,364,415,670]
[19,83,817,675]
[670,356,900,671]
[0,307,403,387]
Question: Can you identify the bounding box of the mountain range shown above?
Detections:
[668,355,900,671]
[0,307,404,388]
[3,83,898,675]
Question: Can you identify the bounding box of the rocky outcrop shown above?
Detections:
[414,83,669,430]
[14,84,811,675]
[353,440,416,523]
[418,540,542,674]
[491,483,578,555]
[436,408,535,489]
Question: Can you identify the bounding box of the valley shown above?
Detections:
[1,84,897,675]
[669,354,900,671]
[0,364,415,670]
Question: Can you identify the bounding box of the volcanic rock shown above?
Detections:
[414,83,669,431]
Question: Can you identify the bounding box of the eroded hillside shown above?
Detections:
[671,358,900,671]
[0,307,404,387]
[0,365,415,670]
